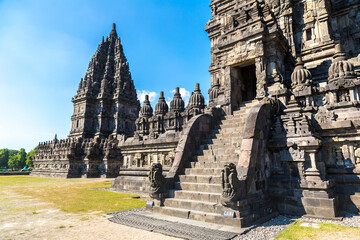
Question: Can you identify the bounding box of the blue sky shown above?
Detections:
[0,0,212,152]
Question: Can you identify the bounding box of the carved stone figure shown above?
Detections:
[148,163,167,197]
[221,163,242,204]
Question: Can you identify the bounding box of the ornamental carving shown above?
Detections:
[221,163,242,204]
[148,163,167,198]
[314,108,336,124]
[289,147,305,161]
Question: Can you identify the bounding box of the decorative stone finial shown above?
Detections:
[53,134,58,144]
[140,95,153,117]
[188,83,205,109]
[291,56,312,91]
[333,43,346,62]
[109,23,118,38]
[170,87,185,112]
[155,91,169,115]
[209,79,220,102]
[195,83,200,92]
[328,43,356,82]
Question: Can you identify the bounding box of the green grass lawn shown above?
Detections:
[276,221,360,240]
[0,176,146,214]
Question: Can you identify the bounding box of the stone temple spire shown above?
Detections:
[73,23,136,101]
[70,24,140,139]
[109,23,118,39]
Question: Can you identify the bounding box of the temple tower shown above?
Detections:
[206,0,290,113]
[69,24,139,139]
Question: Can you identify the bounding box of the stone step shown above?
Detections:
[211,128,245,136]
[215,131,244,137]
[205,136,244,145]
[179,175,222,184]
[229,108,250,113]
[167,190,252,215]
[193,155,216,162]
[350,194,360,206]
[237,101,259,108]
[222,117,246,122]
[151,206,244,228]
[233,115,248,120]
[214,131,244,138]
[215,123,245,130]
[194,154,239,163]
[203,137,243,145]
[220,119,247,125]
[202,142,240,149]
[218,126,245,133]
[211,136,243,141]
[206,132,243,141]
[163,198,227,215]
[168,190,222,203]
[188,161,235,169]
[174,182,222,193]
[223,115,247,121]
[200,148,237,156]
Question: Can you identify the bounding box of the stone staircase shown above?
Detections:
[150,101,273,227]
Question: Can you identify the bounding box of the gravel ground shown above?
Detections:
[234,212,360,240]
[300,212,360,228]
[234,215,297,240]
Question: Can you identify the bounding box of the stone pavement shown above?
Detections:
[108,209,244,240]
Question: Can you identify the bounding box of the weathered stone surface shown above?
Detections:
[34,0,360,229]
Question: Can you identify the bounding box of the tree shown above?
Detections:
[8,154,18,170]
[8,149,19,158]
[8,148,27,170]
[0,149,9,168]
[26,147,37,167]
[18,148,27,168]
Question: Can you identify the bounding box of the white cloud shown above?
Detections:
[170,87,191,106]
[137,90,158,105]
[166,97,172,107]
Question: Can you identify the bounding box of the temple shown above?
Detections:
[32,24,139,178]
[33,0,360,228]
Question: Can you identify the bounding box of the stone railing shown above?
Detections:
[147,112,216,201]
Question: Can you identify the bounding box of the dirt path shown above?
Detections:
[0,190,179,240]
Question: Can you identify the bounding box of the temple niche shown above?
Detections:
[33,0,360,229]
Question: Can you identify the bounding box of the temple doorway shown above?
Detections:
[231,64,257,108]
